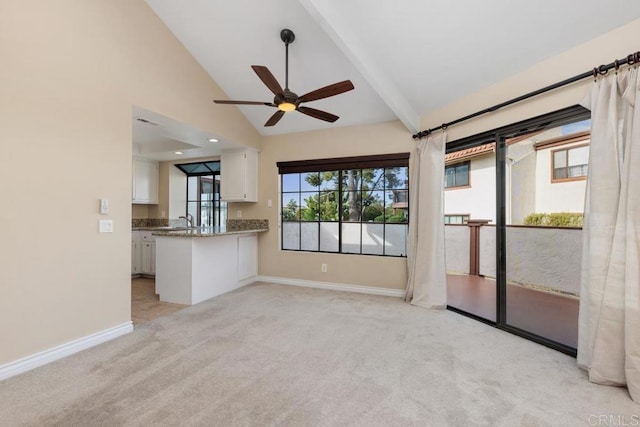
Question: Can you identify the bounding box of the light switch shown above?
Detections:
[100,198,109,215]
[99,220,113,233]
[267,199,273,208]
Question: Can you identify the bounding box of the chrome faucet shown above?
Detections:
[179,214,194,228]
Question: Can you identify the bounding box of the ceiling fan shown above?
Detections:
[213,28,354,127]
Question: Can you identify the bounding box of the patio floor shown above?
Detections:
[447,274,579,348]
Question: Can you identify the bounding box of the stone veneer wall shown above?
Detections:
[226,219,269,231]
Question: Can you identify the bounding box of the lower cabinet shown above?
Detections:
[132,230,156,276]
[141,241,156,275]
[132,231,141,275]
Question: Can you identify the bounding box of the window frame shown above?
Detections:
[550,143,589,183]
[444,160,471,189]
[278,153,410,257]
[444,214,470,225]
[176,161,227,228]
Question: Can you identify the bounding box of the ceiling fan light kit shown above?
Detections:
[213,28,354,127]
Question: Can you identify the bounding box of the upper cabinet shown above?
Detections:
[220,149,258,202]
[132,157,159,204]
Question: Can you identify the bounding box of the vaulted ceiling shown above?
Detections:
[145,0,640,136]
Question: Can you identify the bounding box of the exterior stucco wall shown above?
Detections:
[476,225,581,295]
[444,154,496,223]
[445,226,470,274]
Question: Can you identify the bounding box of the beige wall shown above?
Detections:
[421,18,640,142]
[0,1,260,365]
[239,120,414,290]
[132,204,150,219]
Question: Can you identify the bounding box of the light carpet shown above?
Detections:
[0,282,637,426]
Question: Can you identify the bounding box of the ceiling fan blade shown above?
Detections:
[298,80,354,103]
[265,110,285,127]
[297,106,339,123]
[252,65,284,96]
[214,100,276,106]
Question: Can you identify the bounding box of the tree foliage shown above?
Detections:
[301,168,407,222]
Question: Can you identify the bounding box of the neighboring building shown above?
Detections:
[444,121,590,224]
[444,143,497,223]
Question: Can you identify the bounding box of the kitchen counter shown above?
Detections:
[152,226,268,238]
[154,220,268,305]
[133,226,193,231]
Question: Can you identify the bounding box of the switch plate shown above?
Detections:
[99,198,109,215]
[99,220,113,233]
[236,210,242,218]
[267,199,273,208]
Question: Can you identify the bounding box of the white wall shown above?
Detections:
[507,140,536,225]
[535,141,588,214]
[444,154,496,222]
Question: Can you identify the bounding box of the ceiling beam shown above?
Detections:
[299,0,419,134]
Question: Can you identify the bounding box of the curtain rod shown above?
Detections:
[412,50,640,139]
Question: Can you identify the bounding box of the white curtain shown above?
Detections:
[578,67,640,402]
[405,132,447,308]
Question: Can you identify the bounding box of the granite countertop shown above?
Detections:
[152,226,269,238]
[133,226,194,231]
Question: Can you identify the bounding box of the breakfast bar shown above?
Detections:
[153,221,268,305]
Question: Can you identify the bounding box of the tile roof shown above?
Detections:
[445,142,495,164]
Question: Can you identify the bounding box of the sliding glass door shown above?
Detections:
[503,118,590,349]
[445,146,496,323]
[445,105,590,354]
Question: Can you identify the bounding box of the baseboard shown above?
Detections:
[257,275,405,298]
[0,321,133,381]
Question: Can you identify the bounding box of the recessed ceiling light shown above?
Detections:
[208,138,219,143]
[174,151,183,155]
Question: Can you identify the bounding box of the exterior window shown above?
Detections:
[177,161,227,227]
[444,214,469,224]
[445,161,470,188]
[279,154,409,257]
[552,144,589,181]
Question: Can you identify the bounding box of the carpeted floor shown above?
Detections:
[0,282,637,426]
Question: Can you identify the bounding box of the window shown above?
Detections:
[445,161,470,188]
[278,153,409,257]
[176,161,227,227]
[444,214,469,224]
[552,144,589,181]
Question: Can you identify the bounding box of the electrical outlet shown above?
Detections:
[321,263,327,273]
[236,210,242,218]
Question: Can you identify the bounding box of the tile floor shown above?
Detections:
[131,277,186,325]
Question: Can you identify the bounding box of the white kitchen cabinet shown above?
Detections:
[220,149,258,202]
[141,242,156,275]
[237,234,258,281]
[131,231,141,275]
[132,157,159,204]
[140,231,156,276]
